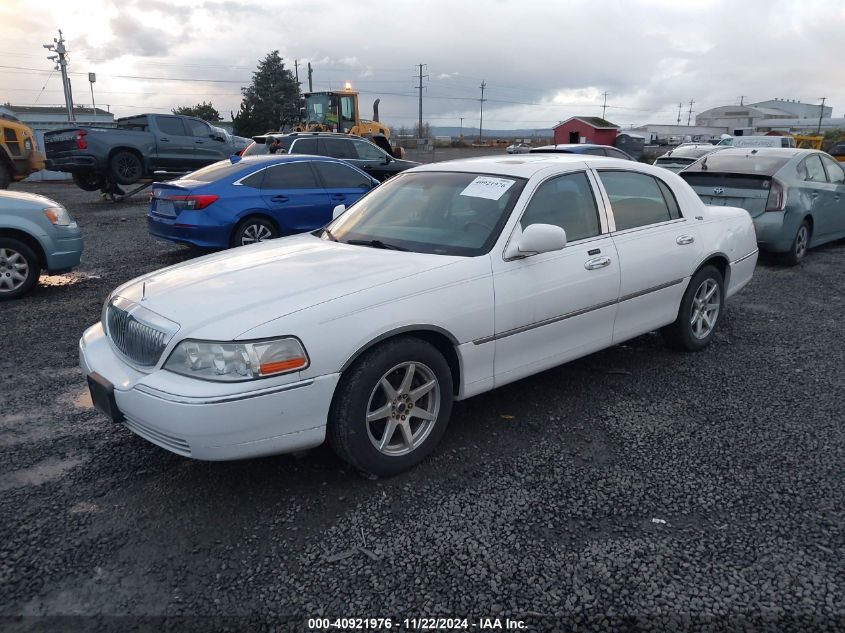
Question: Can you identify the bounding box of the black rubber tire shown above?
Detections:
[72,171,105,191]
[0,237,40,301]
[662,265,725,352]
[328,336,454,477]
[231,216,278,247]
[109,150,143,185]
[782,219,810,266]
[0,161,11,189]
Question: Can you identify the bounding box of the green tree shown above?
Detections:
[233,51,300,137]
[171,101,221,121]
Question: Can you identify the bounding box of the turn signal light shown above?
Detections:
[259,357,307,376]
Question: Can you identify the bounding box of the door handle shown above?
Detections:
[330,194,346,200]
[676,234,695,245]
[271,195,288,202]
[584,256,611,270]
[160,137,170,142]
[810,192,819,199]
[195,140,205,144]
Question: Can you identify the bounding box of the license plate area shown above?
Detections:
[151,199,176,217]
[87,372,125,423]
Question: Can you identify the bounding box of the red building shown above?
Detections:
[553,116,619,146]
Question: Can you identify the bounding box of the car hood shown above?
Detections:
[111,234,465,340]
[0,190,62,210]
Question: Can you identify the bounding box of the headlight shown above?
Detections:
[43,206,73,226]
[163,337,309,382]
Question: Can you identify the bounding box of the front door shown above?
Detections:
[595,169,704,343]
[152,116,196,172]
[491,171,620,387]
[569,131,579,144]
[184,118,230,168]
[312,160,374,211]
[350,138,392,180]
[258,162,332,234]
[816,154,845,239]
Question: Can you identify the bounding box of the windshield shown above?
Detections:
[305,94,331,125]
[663,146,716,159]
[325,171,527,256]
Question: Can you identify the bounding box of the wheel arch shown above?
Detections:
[695,252,730,290]
[339,326,462,396]
[0,228,47,269]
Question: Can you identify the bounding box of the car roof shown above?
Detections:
[531,143,614,151]
[411,153,634,178]
[235,154,344,165]
[707,147,818,158]
[253,132,367,142]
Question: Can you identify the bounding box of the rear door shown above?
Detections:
[258,161,332,234]
[596,169,704,343]
[152,116,195,171]
[312,160,374,210]
[816,154,845,238]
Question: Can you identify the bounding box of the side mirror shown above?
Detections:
[505,223,567,259]
[332,204,346,219]
[382,154,392,165]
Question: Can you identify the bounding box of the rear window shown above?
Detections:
[683,153,791,176]
[118,116,149,131]
[184,160,249,182]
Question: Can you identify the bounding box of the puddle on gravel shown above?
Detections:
[73,389,93,409]
[0,456,86,492]
[39,270,104,287]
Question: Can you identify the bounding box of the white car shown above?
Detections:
[80,155,758,476]
[507,143,531,154]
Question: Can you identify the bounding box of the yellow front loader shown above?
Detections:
[295,85,390,139]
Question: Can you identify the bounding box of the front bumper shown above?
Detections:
[45,227,83,272]
[79,323,340,460]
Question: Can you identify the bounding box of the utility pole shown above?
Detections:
[601,91,609,120]
[817,97,827,134]
[676,102,682,125]
[294,59,299,87]
[687,99,695,126]
[479,81,486,143]
[415,64,428,138]
[88,72,96,119]
[44,29,74,122]
[459,117,464,138]
[739,95,746,106]
[307,62,313,92]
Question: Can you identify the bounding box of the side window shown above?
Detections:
[583,148,607,156]
[322,138,354,159]
[260,162,319,189]
[313,161,372,189]
[803,155,827,183]
[606,148,630,160]
[291,138,319,154]
[656,179,682,219]
[519,172,600,242]
[155,116,187,136]
[352,139,384,161]
[820,154,845,184]
[186,119,211,137]
[598,171,674,231]
[3,127,21,156]
[239,170,264,188]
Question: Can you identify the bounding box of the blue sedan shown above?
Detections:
[148,154,379,248]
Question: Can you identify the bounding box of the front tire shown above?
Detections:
[663,265,724,352]
[783,220,810,266]
[232,216,278,247]
[328,337,454,477]
[109,151,143,185]
[0,238,40,300]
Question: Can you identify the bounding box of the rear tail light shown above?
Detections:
[76,131,88,150]
[765,178,786,212]
[166,194,219,210]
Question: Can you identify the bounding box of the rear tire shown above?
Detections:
[72,171,105,191]
[232,216,278,247]
[0,238,40,300]
[663,265,724,352]
[0,162,11,189]
[782,220,810,266]
[109,150,143,185]
[328,337,454,477]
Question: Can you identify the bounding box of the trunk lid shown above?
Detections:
[44,128,86,156]
[149,181,199,218]
[680,172,772,217]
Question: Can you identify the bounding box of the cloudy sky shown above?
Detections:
[2,0,844,132]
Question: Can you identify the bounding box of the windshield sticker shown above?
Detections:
[459,176,515,201]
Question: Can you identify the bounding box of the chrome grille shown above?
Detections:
[105,297,178,367]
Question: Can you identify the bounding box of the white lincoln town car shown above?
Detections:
[80,155,758,476]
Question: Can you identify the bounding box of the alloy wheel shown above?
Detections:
[794,225,809,260]
[365,361,440,457]
[116,156,140,180]
[240,223,273,245]
[690,278,721,339]
[0,248,29,293]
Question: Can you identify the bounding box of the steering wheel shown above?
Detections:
[462,220,493,232]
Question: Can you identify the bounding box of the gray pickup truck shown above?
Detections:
[45,114,234,192]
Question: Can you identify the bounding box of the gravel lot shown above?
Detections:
[1,182,843,632]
